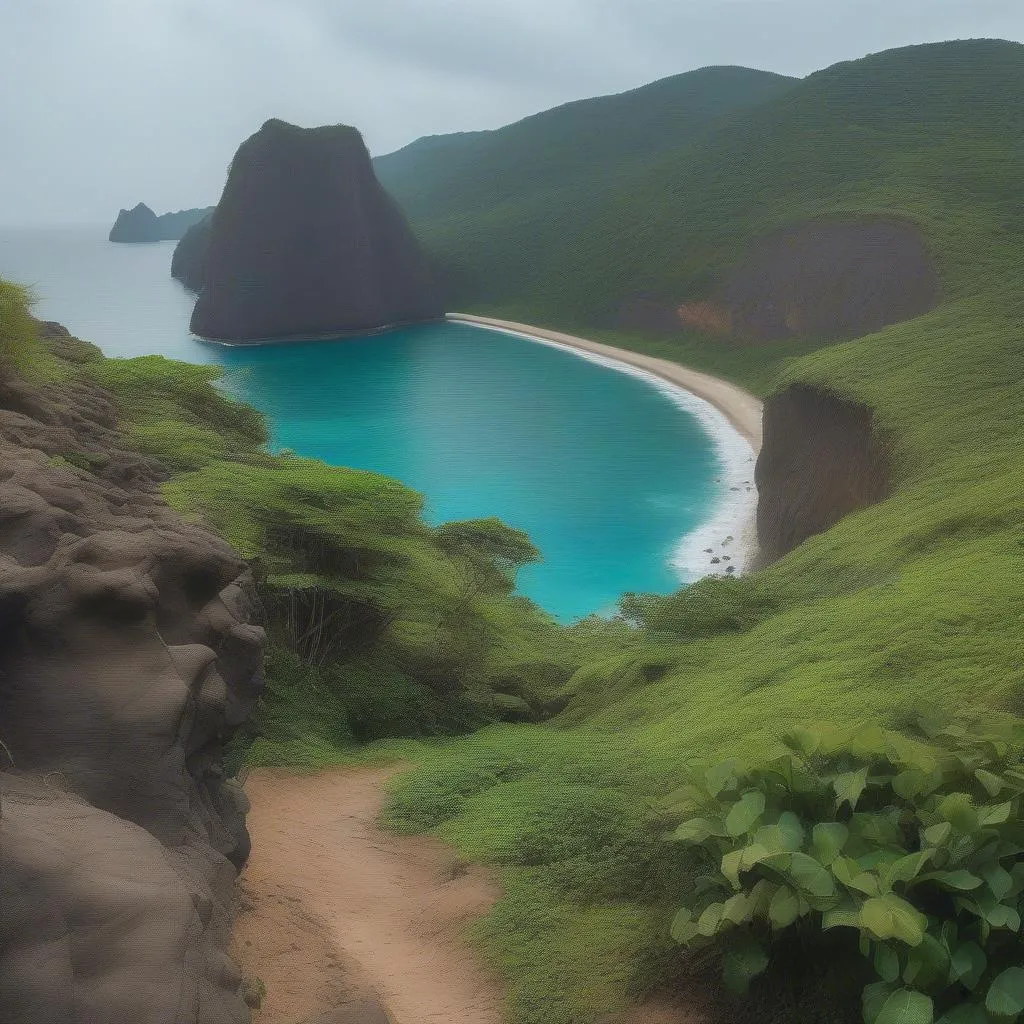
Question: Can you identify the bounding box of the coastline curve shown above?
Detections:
[447,313,763,578]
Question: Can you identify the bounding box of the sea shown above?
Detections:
[0,224,756,622]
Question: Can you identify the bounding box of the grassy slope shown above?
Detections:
[378,39,1024,1024]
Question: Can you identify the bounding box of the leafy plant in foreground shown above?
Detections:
[666,716,1024,1023]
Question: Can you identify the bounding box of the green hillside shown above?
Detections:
[374,65,797,301]
[368,39,1024,1024]
[383,39,1024,327]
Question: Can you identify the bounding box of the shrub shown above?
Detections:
[620,575,780,642]
[666,715,1024,1023]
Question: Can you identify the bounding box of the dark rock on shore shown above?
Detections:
[110,202,213,243]
[188,119,442,341]
[0,325,264,1022]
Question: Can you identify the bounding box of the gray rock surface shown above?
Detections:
[0,326,264,1022]
[188,119,442,341]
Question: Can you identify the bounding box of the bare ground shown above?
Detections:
[236,765,705,1024]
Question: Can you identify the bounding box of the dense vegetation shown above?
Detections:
[6,36,1024,1024]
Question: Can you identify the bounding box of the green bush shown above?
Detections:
[666,716,1024,1023]
[620,575,780,642]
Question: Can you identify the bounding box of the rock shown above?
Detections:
[755,383,890,564]
[715,219,939,342]
[172,215,212,292]
[110,203,214,243]
[188,119,442,342]
[109,202,160,242]
[0,328,264,1022]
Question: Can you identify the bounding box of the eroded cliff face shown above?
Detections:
[0,325,264,1023]
[615,219,939,342]
[189,119,442,341]
[755,383,891,563]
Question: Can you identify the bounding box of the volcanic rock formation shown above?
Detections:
[0,323,264,1023]
[110,203,213,243]
[172,214,212,292]
[187,119,442,342]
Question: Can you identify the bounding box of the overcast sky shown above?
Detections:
[1,0,1022,226]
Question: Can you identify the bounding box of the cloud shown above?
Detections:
[0,0,1021,224]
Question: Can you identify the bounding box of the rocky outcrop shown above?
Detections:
[0,324,264,1023]
[109,201,161,242]
[189,119,442,341]
[110,203,213,243]
[172,214,212,292]
[715,220,940,342]
[754,383,891,563]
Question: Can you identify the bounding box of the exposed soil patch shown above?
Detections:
[716,219,939,342]
[240,765,709,1024]
[755,383,891,563]
[614,219,939,343]
[239,765,506,1024]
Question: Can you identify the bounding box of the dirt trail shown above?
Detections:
[236,765,705,1024]
[235,765,507,1024]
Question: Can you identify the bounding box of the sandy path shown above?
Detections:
[447,313,763,452]
[236,765,507,1024]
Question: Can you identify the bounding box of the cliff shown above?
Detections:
[172,214,212,291]
[0,323,264,1022]
[711,219,940,342]
[188,119,442,341]
[110,203,213,243]
[754,383,891,563]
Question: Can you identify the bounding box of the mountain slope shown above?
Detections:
[375,66,797,301]
[382,40,1023,327]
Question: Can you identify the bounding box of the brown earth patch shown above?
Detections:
[717,219,939,342]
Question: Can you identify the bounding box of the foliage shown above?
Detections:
[0,281,51,380]
[666,716,1024,1022]
[85,354,268,463]
[621,575,780,642]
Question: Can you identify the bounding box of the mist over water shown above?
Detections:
[0,226,735,621]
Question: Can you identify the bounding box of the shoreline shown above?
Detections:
[199,309,764,579]
[195,315,448,347]
[447,313,763,578]
[447,313,763,451]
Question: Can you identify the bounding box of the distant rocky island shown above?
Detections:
[176,119,442,342]
[109,202,214,243]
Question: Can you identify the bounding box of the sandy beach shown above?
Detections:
[447,313,763,452]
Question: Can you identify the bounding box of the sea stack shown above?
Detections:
[189,119,442,342]
[109,202,161,242]
[110,203,213,243]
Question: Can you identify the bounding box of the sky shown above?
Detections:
[1,0,1022,226]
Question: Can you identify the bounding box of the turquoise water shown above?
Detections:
[0,226,729,621]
